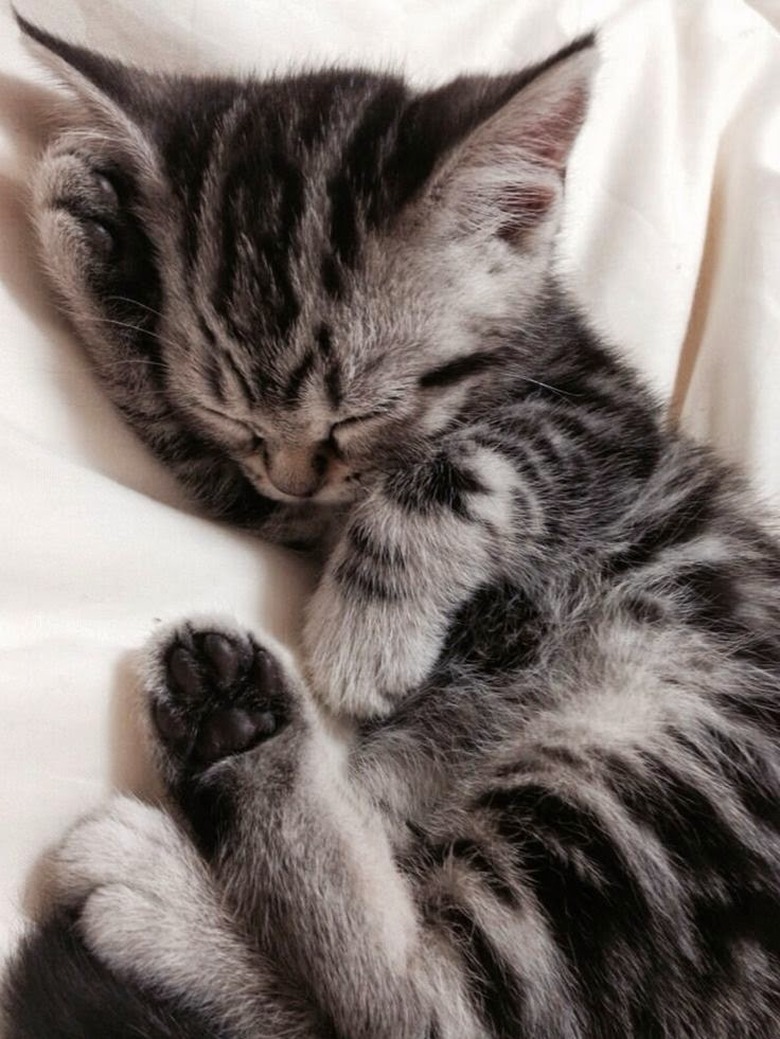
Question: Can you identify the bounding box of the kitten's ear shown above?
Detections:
[15,10,163,135]
[420,36,597,244]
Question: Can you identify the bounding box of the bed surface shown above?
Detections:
[1,0,778,966]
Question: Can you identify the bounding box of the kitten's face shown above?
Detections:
[164,160,546,507]
[25,19,594,507]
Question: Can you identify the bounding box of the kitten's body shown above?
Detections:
[4,17,780,1039]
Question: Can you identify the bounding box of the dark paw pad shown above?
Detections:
[151,627,289,768]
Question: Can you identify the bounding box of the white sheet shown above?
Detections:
[1,0,779,966]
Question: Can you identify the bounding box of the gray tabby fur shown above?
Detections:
[4,14,780,1039]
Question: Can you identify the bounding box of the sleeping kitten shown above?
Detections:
[4,14,780,1039]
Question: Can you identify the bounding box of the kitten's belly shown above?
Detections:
[522,612,725,758]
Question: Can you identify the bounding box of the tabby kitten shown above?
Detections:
[4,14,780,1039]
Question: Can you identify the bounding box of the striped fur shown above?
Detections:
[4,16,780,1039]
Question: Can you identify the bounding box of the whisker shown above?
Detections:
[85,317,228,405]
[98,357,168,370]
[516,375,580,399]
[87,315,181,357]
[105,296,167,323]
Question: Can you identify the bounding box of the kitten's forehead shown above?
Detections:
[171,73,434,418]
[175,72,411,340]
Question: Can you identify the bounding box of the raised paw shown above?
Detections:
[36,144,134,268]
[33,135,162,353]
[147,623,293,771]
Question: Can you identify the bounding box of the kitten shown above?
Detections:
[4,14,780,1039]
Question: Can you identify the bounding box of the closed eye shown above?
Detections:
[195,404,264,446]
[332,394,406,429]
[332,412,379,431]
[418,349,509,389]
[330,406,398,440]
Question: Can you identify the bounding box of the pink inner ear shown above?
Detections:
[496,183,557,240]
[519,86,589,170]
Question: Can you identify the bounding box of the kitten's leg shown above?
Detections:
[32,795,318,1038]
[304,441,520,715]
[146,620,435,1039]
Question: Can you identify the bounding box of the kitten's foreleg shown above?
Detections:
[304,442,520,715]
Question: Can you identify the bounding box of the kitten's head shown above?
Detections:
[20,14,595,506]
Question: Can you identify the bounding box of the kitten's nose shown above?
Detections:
[266,444,327,498]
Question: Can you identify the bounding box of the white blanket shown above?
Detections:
[1,0,778,963]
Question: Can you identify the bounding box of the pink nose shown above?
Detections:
[266,445,327,498]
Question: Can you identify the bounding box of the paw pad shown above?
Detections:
[150,627,289,768]
[195,706,276,765]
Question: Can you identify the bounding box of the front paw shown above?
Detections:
[35,146,125,270]
[34,136,162,373]
[303,579,442,717]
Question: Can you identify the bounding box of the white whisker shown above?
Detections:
[87,315,180,357]
[105,296,167,323]
[517,375,580,399]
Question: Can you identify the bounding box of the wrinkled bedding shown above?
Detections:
[1,0,778,963]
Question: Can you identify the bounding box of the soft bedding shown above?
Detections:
[0,0,778,967]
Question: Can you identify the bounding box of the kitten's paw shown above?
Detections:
[46,796,242,996]
[145,621,296,774]
[303,586,437,718]
[34,136,161,348]
[36,145,128,269]
[51,796,196,912]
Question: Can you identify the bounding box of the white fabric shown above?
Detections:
[0,0,778,964]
